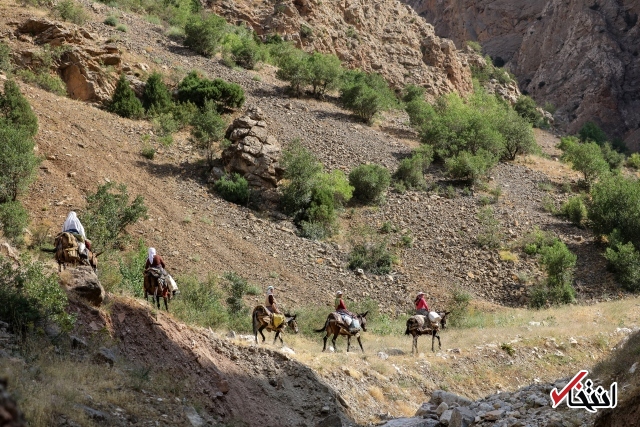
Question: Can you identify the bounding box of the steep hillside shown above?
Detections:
[404,0,640,151]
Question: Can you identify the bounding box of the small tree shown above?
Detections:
[184,13,228,57]
[0,125,40,203]
[589,175,640,249]
[142,72,173,115]
[340,71,397,123]
[83,182,148,250]
[561,195,588,227]
[605,236,640,292]
[561,140,609,186]
[540,240,577,301]
[498,109,536,160]
[0,80,38,137]
[190,100,226,164]
[275,49,311,96]
[349,164,390,204]
[307,52,343,98]
[513,95,541,125]
[214,173,250,205]
[579,121,608,145]
[0,201,28,242]
[108,75,144,119]
[177,72,245,111]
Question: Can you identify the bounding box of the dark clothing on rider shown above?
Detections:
[145,254,166,270]
[266,294,281,314]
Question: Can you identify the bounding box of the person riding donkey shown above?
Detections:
[415,291,430,316]
[145,247,178,296]
[62,211,92,261]
[335,291,360,332]
[264,286,285,328]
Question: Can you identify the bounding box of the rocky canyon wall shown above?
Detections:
[405,0,640,151]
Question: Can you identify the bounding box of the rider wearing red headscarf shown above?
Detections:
[415,291,429,316]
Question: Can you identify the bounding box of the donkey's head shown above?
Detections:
[357,311,368,332]
[440,311,451,330]
[285,313,299,334]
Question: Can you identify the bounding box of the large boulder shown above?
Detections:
[218,107,283,189]
[60,265,105,306]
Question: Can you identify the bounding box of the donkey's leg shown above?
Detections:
[431,331,436,352]
[322,334,328,352]
[413,334,418,355]
[163,296,168,311]
[332,334,338,351]
[436,332,441,350]
[273,331,280,345]
[357,336,364,353]
[346,335,351,352]
[277,330,284,345]
[258,325,267,343]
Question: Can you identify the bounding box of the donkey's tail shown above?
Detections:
[314,319,329,333]
[404,325,411,335]
[405,318,416,335]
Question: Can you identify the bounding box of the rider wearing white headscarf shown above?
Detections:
[145,247,178,295]
[62,211,86,239]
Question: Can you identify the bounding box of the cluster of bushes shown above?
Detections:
[349,164,390,204]
[348,239,395,274]
[529,240,577,308]
[0,255,74,338]
[275,49,343,98]
[407,89,536,182]
[0,80,40,243]
[15,45,68,96]
[52,0,88,25]
[279,141,353,239]
[340,70,398,123]
[392,145,433,191]
[558,136,619,187]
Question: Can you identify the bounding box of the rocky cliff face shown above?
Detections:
[404,0,640,151]
[208,0,474,99]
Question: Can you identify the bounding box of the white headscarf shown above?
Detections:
[62,211,86,238]
[148,247,156,265]
[267,286,274,295]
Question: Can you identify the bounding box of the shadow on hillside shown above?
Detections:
[379,125,418,141]
[310,109,359,123]
[86,300,352,427]
[135,159,209,187]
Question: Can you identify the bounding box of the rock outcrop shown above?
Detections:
[219,107,283,189]
[14,18,121,103]
[403,0,640,151]
[60,265,105,306]
[208,0,474,99]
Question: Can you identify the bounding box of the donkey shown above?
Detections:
[252,306,299,345]
[405,311,450,354]
[315,312,368,353]
[54,232,98,273]
[143,269,171,311]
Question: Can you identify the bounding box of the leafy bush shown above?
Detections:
[514,96,542,125]
[476,207,502,249]
[170,275,228,328]
[141,145,155,159]
[589,175,640,248]
[0,256,74,337]
[393,145,433,190]
[340,70,398,123]
[349,164,391,204]
[497,108,537,160]
[190,100,226,164]
[560,138,609,186]
[307,52,343,98]
[108,75,144,119]
[530,240,577,307]
[447,287,472,328]
[52,0,87,25]
[445,150,496,182]
[229,34,266,69]
[0,201,28,242]
[83,182,148,250]
[465,40,482,54]
[142,72,173,115]
[627,153,640,169]
[275,48,311,96]
[348,240,395,274]
[279,141,352,238]
[214,173,250,205]
[0,126,40,205]
[0,80,38,137]
[223,272,250,331]
[184,13,228,57]
[600,142,625,170]
[605,237,640,292]
[579,121,608,145]
[115,243,147,298]
[104,15,118,26]
[0,42,13,74]
[177,71,245,111]
[17,69,67,96]
[561,195,588,227]
[116,24,128,32]
[402,84,425,103]
[520,228,559,255]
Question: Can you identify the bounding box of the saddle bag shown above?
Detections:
[272,313,285,328]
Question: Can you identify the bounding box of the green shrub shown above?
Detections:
[171,101,199,128]
[151,112,180,136]
[497,108,537,160]
[589,175,640,248]
[17,69,67,96]
[476,207,502,249]
[280,142,323,215]
[600,142,625,170]
[445,150,496,182]
[579,121,608,145]
[349,164,391,204]
[142,72,173,115]
[141,145,155,159]
[115,243,147,297]
[405,98,435,130]
[402,84,425,103]
[560,139,609,186]
[561,195,587,227]
[520,228,559,255]
[104,15,118,26]
[0,256,74,337]
[627,153,640,169]
[52,0,87,25]
[214,173,250,205]
[604,235,640,292]
[0,42,13,74]
[230,34,266,70]
[0,124,40,204]
[348,240,395,274]
[275,48,311,96]
[447,287,472,328]
[541,240,577,288]
[307,52,342,98]
[393,156,426,190]
[116,24,128,32]
[514,96,542,125]
[340,70,398,123]
[108,75,144,119]
[0,80,38,137]
[83,182,148,250]
[177,71,245,111]
[465,41,482,53]
[171,275,228,328]
[184,13,228,57]
[190,100,226,164]
[223,272,250,320]
[0,201,28,242]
